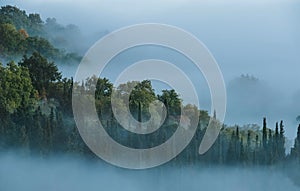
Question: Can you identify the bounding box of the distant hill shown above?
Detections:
[0,5,81,63]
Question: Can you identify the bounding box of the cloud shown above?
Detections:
[0,153,299,191]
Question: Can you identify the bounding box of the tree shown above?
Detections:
[19,28,29,39]
[278,120,286,160]
[240,137,246,164]
[226,131,237,164]
[291,124,300,161]
[0,5,43,36]
[19,52,61,95]
[28,13,43,35]
[117,80,156,121]
[267,128,273,164]
[0,23,25,55]
[158,89,182,116]
[247,130,251,150]
[262,117,267,149]
[272,122,279,162]
[24,37,60,59]
[0,5,29,31]
[130,80,156,108]
[0,61,34,115]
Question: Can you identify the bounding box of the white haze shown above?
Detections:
[0,153,299,191]
[1,0,300,140]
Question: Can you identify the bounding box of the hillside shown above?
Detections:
[0,5,81,63]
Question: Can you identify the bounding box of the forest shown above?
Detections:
[0,5,300,168]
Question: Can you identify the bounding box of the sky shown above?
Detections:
[1,0,300,140]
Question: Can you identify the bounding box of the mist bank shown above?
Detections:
[0,153,299,191]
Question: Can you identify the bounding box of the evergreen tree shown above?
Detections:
[262,117,267,149]
[291,124,300,162]
[240,137,246,164]
[253,134,259,165]
[278,120,286,160]
[274,122,279,162]
[267,128,273,164]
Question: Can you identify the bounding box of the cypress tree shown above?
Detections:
[247,131,251,149]
[253,134,259,165]
[274,122,279,162]
[246,131,252,164]
[291,124,300,162]
[236,126,240,160]
[226,131,236,164]
[268,128,273,164]
[240,137,246,164]
[262,117,267,149]
[278,120,285,160]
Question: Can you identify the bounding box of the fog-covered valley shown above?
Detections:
[0,153,299,191]
[1,1,300,190]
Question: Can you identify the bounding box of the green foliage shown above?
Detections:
[291,125,300,161]
[130,80,156,108]
[0,23,25,56]
[19,52,62,94]
[115,80,156,121]
[158,89,182,116]
[0,5,29,31]
[0,61,34,115]
[0,5,80,62]
[0,49,296,165]
[24,36,60,59]
[0,42,298,166]
[262,117,267,149]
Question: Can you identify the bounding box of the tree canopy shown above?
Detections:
[19,52,61,95]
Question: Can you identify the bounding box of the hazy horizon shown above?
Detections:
[1,0,300,140]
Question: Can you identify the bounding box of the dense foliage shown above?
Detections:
[1,5,300,168]
[0,52,299,167]
[0,5,81,62]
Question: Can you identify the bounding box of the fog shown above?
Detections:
[2,0,300,140]
[2,2,300,189]
[0,153,299,191]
